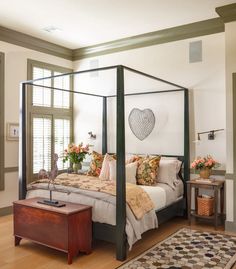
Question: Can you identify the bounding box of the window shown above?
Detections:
[33,67,51,107]
[32,116,52,174]
[54,118,70,170]
[54,72,70,108]
[27,60,73,180]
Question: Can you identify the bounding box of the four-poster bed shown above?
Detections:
[19,65,189,261]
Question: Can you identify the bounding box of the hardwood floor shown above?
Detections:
[0,214,235,269]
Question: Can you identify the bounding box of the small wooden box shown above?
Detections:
[13,197,92,264]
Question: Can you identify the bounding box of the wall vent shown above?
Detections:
[89,59,99,77]
[189,40,202,63]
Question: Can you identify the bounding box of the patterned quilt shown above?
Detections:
[30,173,154,219]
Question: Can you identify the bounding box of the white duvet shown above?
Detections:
[27,180,183,249]
[27,185,158,249]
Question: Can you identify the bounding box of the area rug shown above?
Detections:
[117,228,236,269]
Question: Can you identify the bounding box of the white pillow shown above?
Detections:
[157,159,182,189]
[109,160,137,184]
[99,153,115,180]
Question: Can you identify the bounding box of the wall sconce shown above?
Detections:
[193,129,224,143]
[88,131,96,140]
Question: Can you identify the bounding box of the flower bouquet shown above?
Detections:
[63,143,90,173]
[191,155,220,179]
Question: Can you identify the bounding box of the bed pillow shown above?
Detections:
[109,160,138,184]
[136,156,161,186]
[126,154,144,164]
[87,151,104,177]
[157,159,182,189]
[99,153,116,180]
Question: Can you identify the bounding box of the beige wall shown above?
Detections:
[0,31,230,214]
[0,41,72,208]
[73,32,226,167]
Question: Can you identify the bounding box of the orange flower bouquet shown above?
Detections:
[191,155,219,179]
[63,143,91,172]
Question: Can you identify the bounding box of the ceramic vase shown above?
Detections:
[199,167,211,179]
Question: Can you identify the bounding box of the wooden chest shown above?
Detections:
[13,197,92,264]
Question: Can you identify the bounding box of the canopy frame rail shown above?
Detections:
[19,65,189,261]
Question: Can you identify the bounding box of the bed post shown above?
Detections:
[184,89,190,192]
[19,83,27,199]
[102,97,107,154]
[116,65,127,261]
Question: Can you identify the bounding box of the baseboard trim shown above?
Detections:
[0,205,12,216]
[225,221,236,232]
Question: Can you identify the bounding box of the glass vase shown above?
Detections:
[72,162,82,173]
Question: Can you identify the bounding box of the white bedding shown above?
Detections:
[140,185,166,211]
[27,179,183,249]
[141,179,184,211]
[27,186,158,249]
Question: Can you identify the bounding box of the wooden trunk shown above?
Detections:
[13,198,92,264]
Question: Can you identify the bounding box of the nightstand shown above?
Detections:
[187,179,225,229]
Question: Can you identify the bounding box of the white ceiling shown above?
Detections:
[0,0,235,49]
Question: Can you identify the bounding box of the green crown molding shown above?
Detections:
[72,18,224,60]
[216,3,236,23]
[0,52,4,191]
[0,25,72,60]
[0,17,226,61]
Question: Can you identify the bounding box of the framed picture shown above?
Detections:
[6,123,19,141]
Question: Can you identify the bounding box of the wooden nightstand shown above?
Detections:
[187,179,225,229]
[13,197,92,264]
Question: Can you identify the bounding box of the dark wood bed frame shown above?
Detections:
[19,65,189,261]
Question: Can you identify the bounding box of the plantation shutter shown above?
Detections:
[29,62,72,178]
[54,72,70,108]
[54,118,70,170]
[32,67,52,107]
[33,116,52,174]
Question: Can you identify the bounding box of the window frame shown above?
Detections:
[0,52,4,190]
[27,59,73,182]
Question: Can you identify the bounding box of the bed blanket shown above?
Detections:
[29,173,154,220]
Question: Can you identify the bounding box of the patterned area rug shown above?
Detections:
[118,228,236,269]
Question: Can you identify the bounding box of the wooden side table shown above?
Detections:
[187,179,225,229]
[13,197,92,264]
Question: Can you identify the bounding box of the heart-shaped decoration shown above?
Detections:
[128,108,155,141]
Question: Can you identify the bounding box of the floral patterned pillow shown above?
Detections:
[87,151,104,177]
[126,155,144,164]
[136,156,161,186]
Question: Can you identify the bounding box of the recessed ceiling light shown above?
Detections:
[42,26,62,34]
